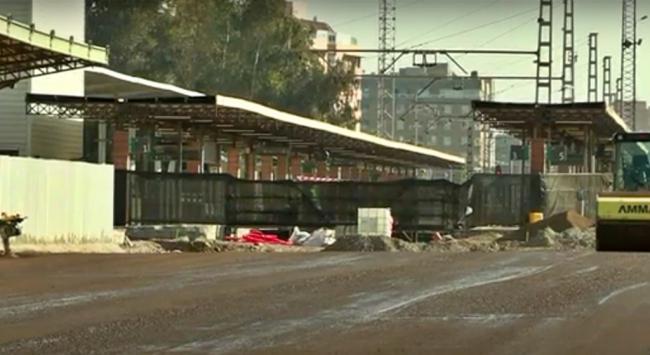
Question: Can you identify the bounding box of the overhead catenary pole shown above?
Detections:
[535,0,553,104]
[621,0,637,130]
[587,33,599,102]
[603,56,613,104]
[377,0,396,139]
[616,77,624,114]
[561,0,576,103]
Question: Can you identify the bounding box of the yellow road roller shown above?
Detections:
[597,132,650,251]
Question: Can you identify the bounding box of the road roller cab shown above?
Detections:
[597,132,650,251]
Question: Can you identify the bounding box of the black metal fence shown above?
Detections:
[114,171,611,230]
[465,174,543,227]
[116,171,462,230]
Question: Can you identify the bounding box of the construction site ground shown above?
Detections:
[3,250,650,354]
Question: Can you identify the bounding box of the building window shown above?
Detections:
[444,105,453,115]
[443,121,452,130]
[431,135,438,145]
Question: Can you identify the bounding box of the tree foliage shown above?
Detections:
[86,0,357,126]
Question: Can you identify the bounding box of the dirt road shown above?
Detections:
[2,251,650,354]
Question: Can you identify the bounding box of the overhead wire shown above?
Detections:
[474,16,537,49]
[360,4,538,66]
[494,37,591,100]
[407,7,539,49]
[330,0,426,28]
[396,0,502,47]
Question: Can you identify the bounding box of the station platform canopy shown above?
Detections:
[0,13,108,89]
[26,68,465,168]
[472,101,630,140]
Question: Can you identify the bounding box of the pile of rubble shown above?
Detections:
[118,210,597,255]
[502,210,596,250]
[525,227,596,249]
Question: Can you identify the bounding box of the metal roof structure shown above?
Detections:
[472,101,630,140]
[26,68,465,168]
[0,13,108,89]
[84,67,203,98]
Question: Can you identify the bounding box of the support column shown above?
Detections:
[260,155,274,180]
[290,155,302,179]
[316,161,328,177]
[98,121,107,164]
[585,126,595,173]
[530,125,546,174]
[185,136,202,174]
[360,166,370,181]
[277,155,288,180]
[245,147,256,180]
[227,147,239,178]
[112,129,129,170]
[177,123,184,173]
[350,166,360,181]
[341,166,351,180]
[328,165,339,179]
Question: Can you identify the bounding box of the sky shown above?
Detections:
[298,0,649,104]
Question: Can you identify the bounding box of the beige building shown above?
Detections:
[295,11,364,130]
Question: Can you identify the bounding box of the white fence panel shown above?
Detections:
[0,156,113,244]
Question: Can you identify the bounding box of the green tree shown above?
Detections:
[86,0,357,127]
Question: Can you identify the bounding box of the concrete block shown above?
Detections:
[358,208,392,237]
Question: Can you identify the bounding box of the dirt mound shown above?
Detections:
[324,234,504,253]
[324,235,398,252]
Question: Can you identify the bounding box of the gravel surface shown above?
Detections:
[2,251,650,354]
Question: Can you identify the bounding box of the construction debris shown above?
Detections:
[502,210,595,245]
[290,228,337,247]
[525,210,594,236]
[525,227,596,249]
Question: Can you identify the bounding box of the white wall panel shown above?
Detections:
[0,156,114,244]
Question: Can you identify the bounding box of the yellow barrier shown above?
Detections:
[529,212,544,224]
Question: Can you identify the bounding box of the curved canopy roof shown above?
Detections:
[0,13,108,89]
[26,68,466,168]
